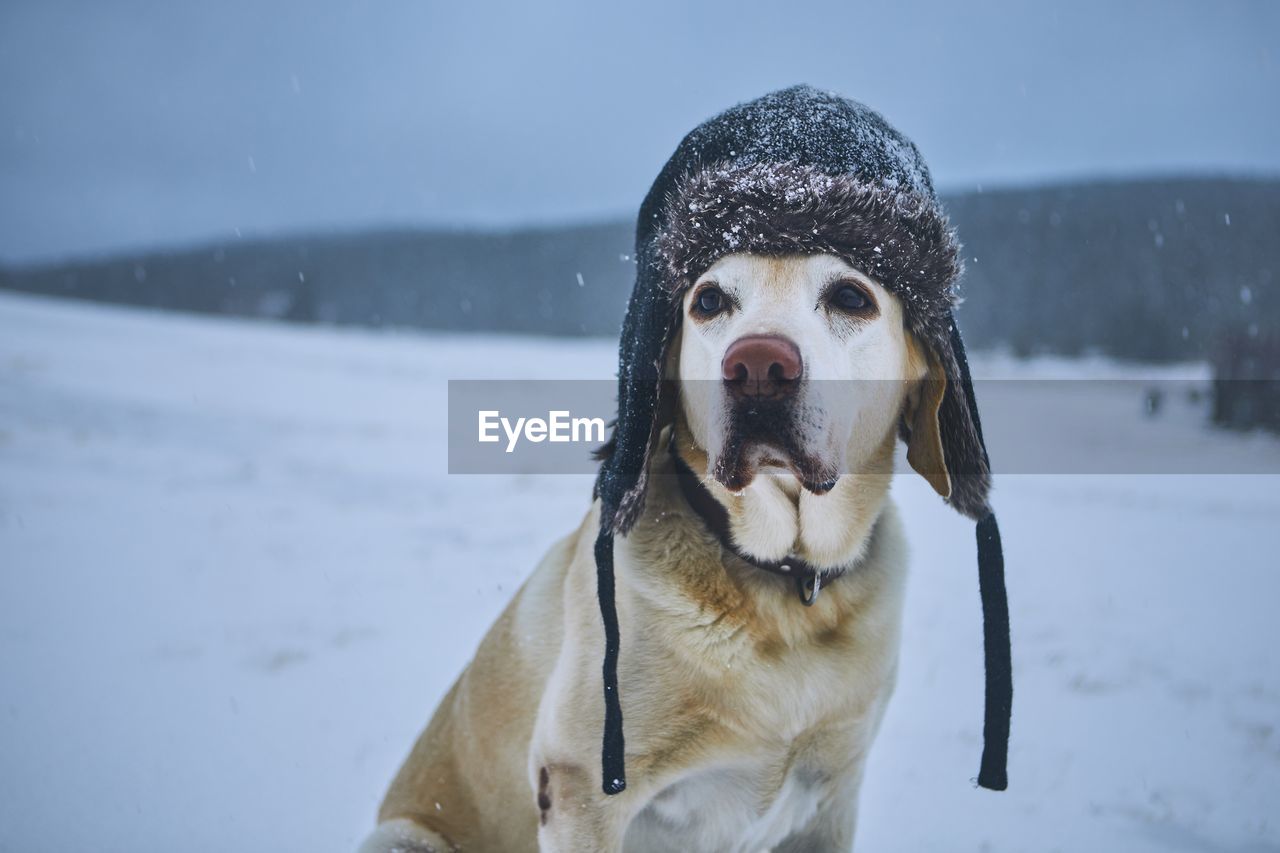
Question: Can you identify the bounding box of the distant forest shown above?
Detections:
[2,177,1275,362]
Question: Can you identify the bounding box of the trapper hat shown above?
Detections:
[592,85,1010,795]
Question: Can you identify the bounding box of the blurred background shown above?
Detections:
[1,0,1278,363]
[1,2,1279,852]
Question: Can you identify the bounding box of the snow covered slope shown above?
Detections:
[1,292,1277,852]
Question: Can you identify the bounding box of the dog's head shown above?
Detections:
[672,251,950,500]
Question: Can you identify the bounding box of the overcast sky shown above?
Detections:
[1,0,1277,263]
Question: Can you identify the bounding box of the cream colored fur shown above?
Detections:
[360,254,946,852]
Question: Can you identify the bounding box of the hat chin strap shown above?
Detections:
[948,316,1012,792]
[975,511,1010,791]
[594,526,627,796]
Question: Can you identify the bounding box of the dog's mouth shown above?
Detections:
[711,397,839,494]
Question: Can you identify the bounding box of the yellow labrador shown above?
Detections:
[359,251,951,853]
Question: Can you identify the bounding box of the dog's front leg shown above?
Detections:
[772,810,856,853]
[771,771,862,853]
[533,760,636,853]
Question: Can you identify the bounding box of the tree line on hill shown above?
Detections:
[1,176,1275,363]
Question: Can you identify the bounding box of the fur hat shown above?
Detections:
[593,85,1010,795]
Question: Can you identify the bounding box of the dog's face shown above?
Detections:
[675,252,946,495]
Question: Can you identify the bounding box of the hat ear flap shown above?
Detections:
[932,317,993,521]
[596,278,682,536]
[612,370,677,533]
[905,337,952,500]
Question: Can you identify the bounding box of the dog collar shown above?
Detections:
[668,443,852,606]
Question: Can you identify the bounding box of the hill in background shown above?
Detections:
[2,176,1275,362]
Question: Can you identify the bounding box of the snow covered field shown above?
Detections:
[1,291,1278,852]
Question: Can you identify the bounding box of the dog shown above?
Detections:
[359,84,1013,852]
[358,251,953,852]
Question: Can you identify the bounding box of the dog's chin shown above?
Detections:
[711,441,839,496]
[708,395,842,495]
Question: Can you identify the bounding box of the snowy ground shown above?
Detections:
[1,291,1278,853]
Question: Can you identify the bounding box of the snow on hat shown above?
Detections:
[592,85,1011,795]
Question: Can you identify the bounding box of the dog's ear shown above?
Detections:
[904,335,952,500]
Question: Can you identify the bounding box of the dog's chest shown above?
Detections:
[625,760,827,853]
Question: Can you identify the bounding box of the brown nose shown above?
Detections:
[722,335,803,397]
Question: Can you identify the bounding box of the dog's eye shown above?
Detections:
[829,283,872,313]
[693,286,726,317]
